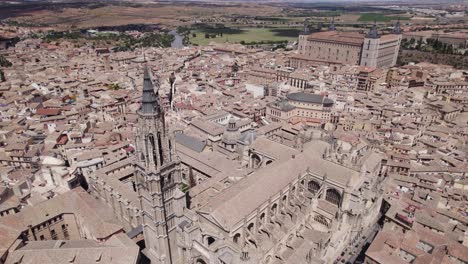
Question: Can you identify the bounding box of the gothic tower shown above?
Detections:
[135,65,185,264]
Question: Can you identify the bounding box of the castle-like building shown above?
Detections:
[291,21,402,69]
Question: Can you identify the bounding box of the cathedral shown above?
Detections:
[89,66,387,264]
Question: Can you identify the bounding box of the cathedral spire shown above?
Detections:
[134,64,183,264]
[140,65,161,115]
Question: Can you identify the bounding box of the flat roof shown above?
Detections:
[307,31,365,46]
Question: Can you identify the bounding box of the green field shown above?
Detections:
[358,13,411,22]
[188,27,300,46]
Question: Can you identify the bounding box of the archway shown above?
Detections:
[308,180,320,194]
[233,233,241,244]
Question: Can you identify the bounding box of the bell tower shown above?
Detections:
[135,65,184,264]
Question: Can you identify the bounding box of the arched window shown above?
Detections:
[233,233,241,244]
[247,223,254,232]
[196,259,207,264]
[271,204,278,216]
[148,134,158,167]
[308,181,320,194]
[251,153,261,168]
[168,139,172,161]
[157,132,164,166]
[326,188,341,206]
[259,213,265,223]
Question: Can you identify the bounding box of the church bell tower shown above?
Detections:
[135,65,184,264]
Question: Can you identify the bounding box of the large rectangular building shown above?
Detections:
[291,24,402,69]
[266,92,334,125]
[294,31,365,66]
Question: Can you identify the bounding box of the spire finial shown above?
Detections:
[367,20,380,39]
[140,65,161,115]
[393,17,402,34]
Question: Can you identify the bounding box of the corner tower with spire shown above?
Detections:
[360,21,381,68]
[135,65,185,264]
[393,18,402,35]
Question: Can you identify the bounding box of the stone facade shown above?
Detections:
[173,139,385,264]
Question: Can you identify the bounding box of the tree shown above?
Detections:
[416,39,423,50]
[107,83,121,90]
